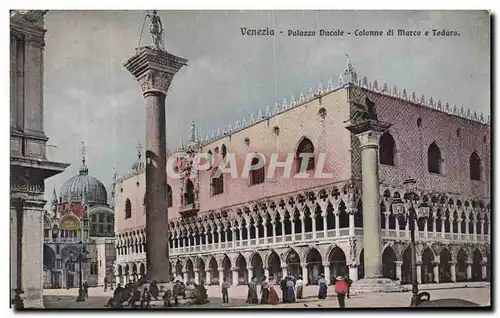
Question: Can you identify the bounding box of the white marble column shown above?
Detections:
[335,213,340,237]
[457,218,462,237]
[183,271,188,283]
[264,267,270,279]
[432,216,437,239]
[301,263,307,282]
[231,267,239,286]
[205,231,209,250]
[322,211,327,237]
[281,222,285,241]
[433,262,439,283]
[416,263,422,284]
[194,270,200,284]
[271,221,276,244]
[424,219,428,239]
[206,270,212,285]
[450,262,457,282]
[465,219,470,241]
[323,262,331,285]
[247,266,253,281]
[263,220,268,243]
[253,225,259,246]
[481,262,487,280]
[348,212,355,236]
[246,223,251,242]
[291,220,296,242]
[218,230,222,249]
[466,262,472,280]
[441,218,446,239]
[395,218,400,237]
[300,216,305,240]
[348,265,358,282]
[311,216,317,239]
[395,261,403,281]
[473,220,478,242]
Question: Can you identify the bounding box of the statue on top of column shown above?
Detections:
[146,10,164,50]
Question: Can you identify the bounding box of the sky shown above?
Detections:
[42,10,490,203]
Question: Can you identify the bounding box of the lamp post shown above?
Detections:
[392,178,431,307]
[70,241,88,302]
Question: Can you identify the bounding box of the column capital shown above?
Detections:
[432,261,440,266]
[231,267,239,271]
[395,261,404,266]
[449,261,457,266]
[246,266,253,270]
[218,267,224,272]
[124,47,188,96]
[321,261,330,267]
[346,120,392,149]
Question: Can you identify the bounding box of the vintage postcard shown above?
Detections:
[9,9,490,309]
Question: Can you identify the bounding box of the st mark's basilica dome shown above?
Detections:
[59,158,108,205]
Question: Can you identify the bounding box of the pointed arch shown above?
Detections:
[469,151,481,181]
[184,180,195,204]
[427,142,442,174]
[125,198,132,219]
[379,132,396,166]
[295,137,315,173]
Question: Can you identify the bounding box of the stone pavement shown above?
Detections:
[43,282,490,309]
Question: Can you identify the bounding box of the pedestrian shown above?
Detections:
[83,282,89,298]
[104,277,108,292]
[317,274,327,299]
[172,281,182,306]
[268,278,279,305]
[295,276,304,300]
[141,288,152,308]
[246,276,258,304]
[334,275,349,308]
[221,278,230,303]
[150,280,159,300]
[128,288,141,308]
[344,276,353,299]
[260,276,269,304]
[285,276,296,303]
[280,276,287,302]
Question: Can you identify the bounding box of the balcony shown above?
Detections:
[179,203,199,217]
[169,227,490,257]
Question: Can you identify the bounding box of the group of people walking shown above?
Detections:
[241,274,353,308]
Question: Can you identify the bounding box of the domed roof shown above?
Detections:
[59,158,108,205]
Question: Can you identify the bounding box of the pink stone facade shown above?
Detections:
[114,73,490,287]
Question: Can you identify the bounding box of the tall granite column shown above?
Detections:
[124,47,187,283]
[347,120,391,280]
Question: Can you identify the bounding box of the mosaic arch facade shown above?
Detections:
[114,60,490,286]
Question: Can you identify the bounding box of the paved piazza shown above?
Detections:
[43,282,490,309]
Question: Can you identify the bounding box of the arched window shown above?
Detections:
[470,152,481,181]
[296,138,315,173]
[221,144,227,158]
[184,180,195,205]
[167,184,173,208]
[379,132,396,166]
[211,169,224,195]
[250,157,265,185]
[125,198,132,219]
[427,142,442,174]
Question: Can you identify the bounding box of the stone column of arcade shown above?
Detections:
[346,118,403,292]
[124,46,187,291]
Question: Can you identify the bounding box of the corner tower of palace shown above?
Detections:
[113,58,490,287]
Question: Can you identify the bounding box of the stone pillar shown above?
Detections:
[182,271,188,283]
[231,267,239,286]
[433,262,440,283]
[281,222,285,241]
[481,262,487,280]
[424,220,428,239]
[264,267,270,279]
[347,120,391,279]
[348,265,358,282]
[466,262,472,280]
[247,266,253,282]
[21,200,46,308]
[218,230,222,249]
[395,261,403,282]
[301,263,307,283]
[115,275,120,285]
[263,220,268,243]
[205,231,209,249]
[450,262,457,282]
[218,268,224,286]
[322,212,327,237]
[291,220,296,242]
[395,217,400,237]
[323,262,331,285]
[300,215,305,240]
[384,212,389,231]
[335,214,340,237]
[441,218,446,239]
[282,266,288,278]
[416,263,422,284]
[465,219,470,241]
[432,217,437,239]
[124,47,187,284]
[10,205,18,300]
[457,219,462,236]
[348,211,355,236]
[206,270,212,285]
[194,270,200,285]
[271,221,276,244]
[311,216,317,239]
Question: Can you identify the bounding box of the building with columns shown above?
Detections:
[114,58,490,288]
[10,10,70,307]
[42,153,116,288]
